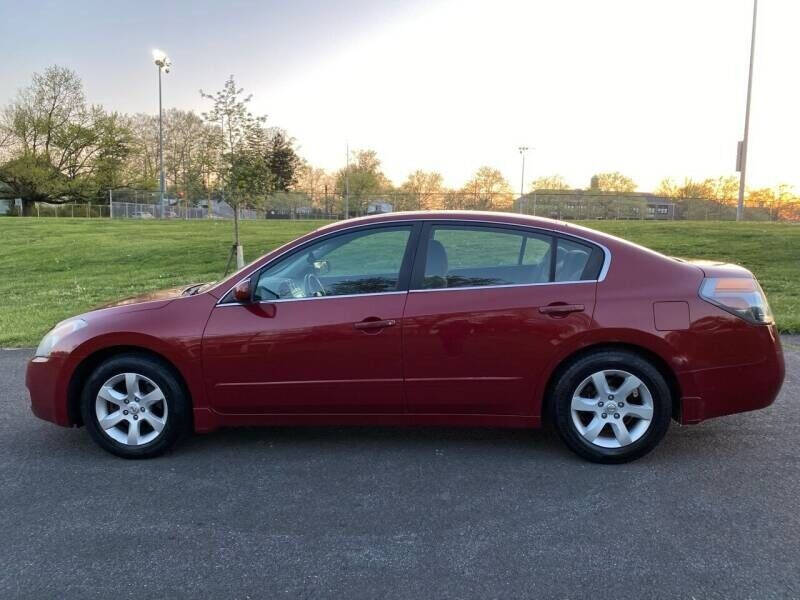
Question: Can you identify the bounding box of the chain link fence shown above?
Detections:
[3,189,797,221]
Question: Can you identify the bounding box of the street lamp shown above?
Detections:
[153,49,171,214]
[518,146,529,214]
[736,0,757,222]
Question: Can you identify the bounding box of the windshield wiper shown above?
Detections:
[182,282,215,296]
[182,284,203,296]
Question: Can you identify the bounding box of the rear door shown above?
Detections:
[401,222,600,416]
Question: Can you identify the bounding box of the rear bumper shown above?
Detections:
[25,355,72,427]
[679,329,785,424]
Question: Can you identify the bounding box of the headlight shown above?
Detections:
[35,318,87,357]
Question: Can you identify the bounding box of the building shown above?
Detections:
[514,190,676,220]
[366,201,393,214]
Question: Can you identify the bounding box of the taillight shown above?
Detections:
[699,277,773,325]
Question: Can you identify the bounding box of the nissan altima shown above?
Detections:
[26,212,785,463]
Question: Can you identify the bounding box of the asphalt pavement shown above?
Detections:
[1,338,799,599]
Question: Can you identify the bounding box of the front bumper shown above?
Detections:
[26,355,72,427]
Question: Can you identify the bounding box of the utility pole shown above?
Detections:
[344,143,350,219]
[736,0,758,222]
[518,146,529,213]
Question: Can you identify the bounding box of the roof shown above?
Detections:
[315,210,567,233]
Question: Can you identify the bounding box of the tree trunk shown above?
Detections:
[233,204,244,269]
[21,199,35,216]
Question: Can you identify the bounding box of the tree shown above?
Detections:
[201,76,272,268]
[126,113,160,190]
[400,170,445,210]
[162,109,213,203]
[0,66,132,214]
[297,164,336,214]
[461,166,513,210]
[266,130,301,191]
[335,149,391,216]
[708,176,738,207]
[530,174,571,191]
[747,184,797,221]
[92,112,135,192]
[590,171,637,193]
[654,177,679,197]
[655,176,740,218]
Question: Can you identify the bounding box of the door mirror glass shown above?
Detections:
[233,278,252,303]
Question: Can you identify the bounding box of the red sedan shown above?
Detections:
[26,212,785,463]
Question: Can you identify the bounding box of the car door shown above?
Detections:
[202,223,420,414]
[402,222,600,415]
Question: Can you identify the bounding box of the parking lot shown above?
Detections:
[1,338,798,599]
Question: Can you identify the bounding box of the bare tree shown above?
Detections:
[590,172,637,193]
[401,170,445,210]
[530,174,572,191]
[201,76,271,269]
[461,166,513,210]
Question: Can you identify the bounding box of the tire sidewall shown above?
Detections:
[553,351,672,463]
[80,354,189,459]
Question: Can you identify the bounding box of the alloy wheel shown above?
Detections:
[95,372,169,446]
[570,369,654,449]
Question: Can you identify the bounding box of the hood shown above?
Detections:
[97,285,197,310]
[680,259,754,279]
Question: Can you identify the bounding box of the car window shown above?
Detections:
[254,226,412,300]
[555,238,592,282]
[421,225,552,289]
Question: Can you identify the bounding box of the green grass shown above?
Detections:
[1,218,798,346]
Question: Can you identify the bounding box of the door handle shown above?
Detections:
[354,318,397,331]
[539,304,585,315]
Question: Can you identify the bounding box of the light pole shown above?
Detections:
[344,142,350,219]
[736,0,757,222]
[153,49,171,215]
[518,146,529,213]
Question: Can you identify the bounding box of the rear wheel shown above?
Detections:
[552,350,672,463]
[80,354,190,458]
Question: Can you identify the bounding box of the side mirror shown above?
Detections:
[233,278,253,303]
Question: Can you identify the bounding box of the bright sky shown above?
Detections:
[1,0,797,192]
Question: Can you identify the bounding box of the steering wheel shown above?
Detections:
[304,273,326,297]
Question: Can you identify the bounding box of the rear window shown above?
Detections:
[418,224,603,290]
[555,238,593,282]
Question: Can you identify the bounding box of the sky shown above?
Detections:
[1,0,798,192]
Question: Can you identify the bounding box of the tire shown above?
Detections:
[551,350,671,464]
[80,353,190,459]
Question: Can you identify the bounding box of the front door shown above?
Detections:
[202,224,418,414]
[402,223,599,415]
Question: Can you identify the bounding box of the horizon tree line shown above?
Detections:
[1,65,797,221]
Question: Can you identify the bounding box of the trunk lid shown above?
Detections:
[680,259,754,279]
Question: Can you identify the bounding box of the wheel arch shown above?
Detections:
[540,341,683,424]
[66,345,193,427]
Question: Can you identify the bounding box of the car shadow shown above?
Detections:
[178,423,570,457]
[12,413,757,467]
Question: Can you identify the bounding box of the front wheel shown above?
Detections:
[80,354,190,458]
[552,350,672,463]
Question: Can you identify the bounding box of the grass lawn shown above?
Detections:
[1,217,798,346]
